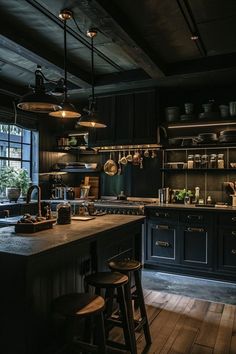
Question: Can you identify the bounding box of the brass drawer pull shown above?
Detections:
[232,217,236,222]
[232,231,236,236]
[186,227,204,233]
[155,212,170,218]
[155,225,169,230]
[231,249,236,255]
[187,215,203,221]
[156,241,170,248]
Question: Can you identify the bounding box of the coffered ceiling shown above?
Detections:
[1,0,236,106]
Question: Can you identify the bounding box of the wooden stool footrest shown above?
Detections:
[107,340,129,351]
[134,318,146,332]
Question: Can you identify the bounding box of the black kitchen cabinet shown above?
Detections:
[114,93,134,144]
[90,95,116,146]
[90,89,158,146]
[133,90,158,144]
[181,226,211,267]
[218,213,236,273]
[147,221,179,264]
[145,206,236,281]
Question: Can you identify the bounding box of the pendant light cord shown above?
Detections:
[64,19,68,101]
[91,35,95,103]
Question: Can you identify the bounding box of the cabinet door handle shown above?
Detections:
[231,249,236,255]
[155,241,170,248]
[155,225,169,230]
[187,215,203,221]
[231,231,236,236]
[232,217,236,222]
[155,212,170,218]
[186,227,205,233]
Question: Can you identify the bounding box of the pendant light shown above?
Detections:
[17,66,61,113]
[49,9,81,118]
[78,29,106,128]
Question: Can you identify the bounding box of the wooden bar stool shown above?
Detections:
[108,259,152,349]
[53,293,107,354]
[84,271,137,354]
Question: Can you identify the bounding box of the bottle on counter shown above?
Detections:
[57,202,71,224]
[194,186,200,204]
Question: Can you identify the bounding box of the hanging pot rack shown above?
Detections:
[96,144,161,153]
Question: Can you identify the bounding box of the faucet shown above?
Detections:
[26,185,42,217]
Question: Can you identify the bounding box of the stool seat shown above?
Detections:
[108,259,141,272]
[85,271,128,288]
[53,293,105,318]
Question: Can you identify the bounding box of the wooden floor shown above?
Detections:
[111,290,236,354]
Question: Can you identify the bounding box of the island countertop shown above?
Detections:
[0,215,145,256]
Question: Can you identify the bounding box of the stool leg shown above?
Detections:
[134,270,152,346]
[117,285,137,354]
[94,312,107,354]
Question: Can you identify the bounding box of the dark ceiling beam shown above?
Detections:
[77,0,165,79]
[95,69,150,86]
[176,0,207,57]
[167,52,236,76]
[0,34,88,88]
[25,0,123,72]
[0,79,24,98]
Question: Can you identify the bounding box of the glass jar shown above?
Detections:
[57,202,71,224]
[187,155,194,169]
[194,154,201,169]
[201,154,208,169]
[217,153,224,169]
[209,154,217,169]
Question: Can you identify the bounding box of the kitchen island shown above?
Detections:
[0,215,145,354]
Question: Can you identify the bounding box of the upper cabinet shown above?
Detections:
[90,89,159,147]
[133,90,158,144]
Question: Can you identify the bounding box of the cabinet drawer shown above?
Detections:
[180,212,207,225]
[147,209,178,223]
[219,214,236,227]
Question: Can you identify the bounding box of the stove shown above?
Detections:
[94,197,158,215]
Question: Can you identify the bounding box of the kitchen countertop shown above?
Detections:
[145,203,236,212]
[0,215,145,256]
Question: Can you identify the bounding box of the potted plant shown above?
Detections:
[175,189,193,204]
[0,166,31,202]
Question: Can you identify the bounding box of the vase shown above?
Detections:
[6,187,21,202]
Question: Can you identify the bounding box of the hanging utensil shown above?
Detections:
[151,150,157,158]
[144,149,149,158]
[126,149,133,162]
[140,156,143,169]
[104,152,118,176]
[120,150,128,165]
[133,150,141,165]
[117,151,122,175]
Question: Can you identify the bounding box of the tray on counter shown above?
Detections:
[15,219,56,234]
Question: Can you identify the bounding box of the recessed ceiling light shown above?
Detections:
[190,35,199,41]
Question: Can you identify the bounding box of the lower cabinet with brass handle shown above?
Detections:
[155,240,170,248]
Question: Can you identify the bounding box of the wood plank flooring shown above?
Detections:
[110,290,236,354]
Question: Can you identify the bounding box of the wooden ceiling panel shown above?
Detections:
[189,0,236,23]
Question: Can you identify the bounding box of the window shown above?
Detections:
[0,124,39,183]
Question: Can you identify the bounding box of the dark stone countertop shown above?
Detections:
[144,203,236,212]
[0,215,145,256]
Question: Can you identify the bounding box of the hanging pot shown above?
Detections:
[104,153,118,176]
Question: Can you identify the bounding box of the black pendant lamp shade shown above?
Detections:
[50,9,80,119]
[17,67,61,113]
[78,29,106,128]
